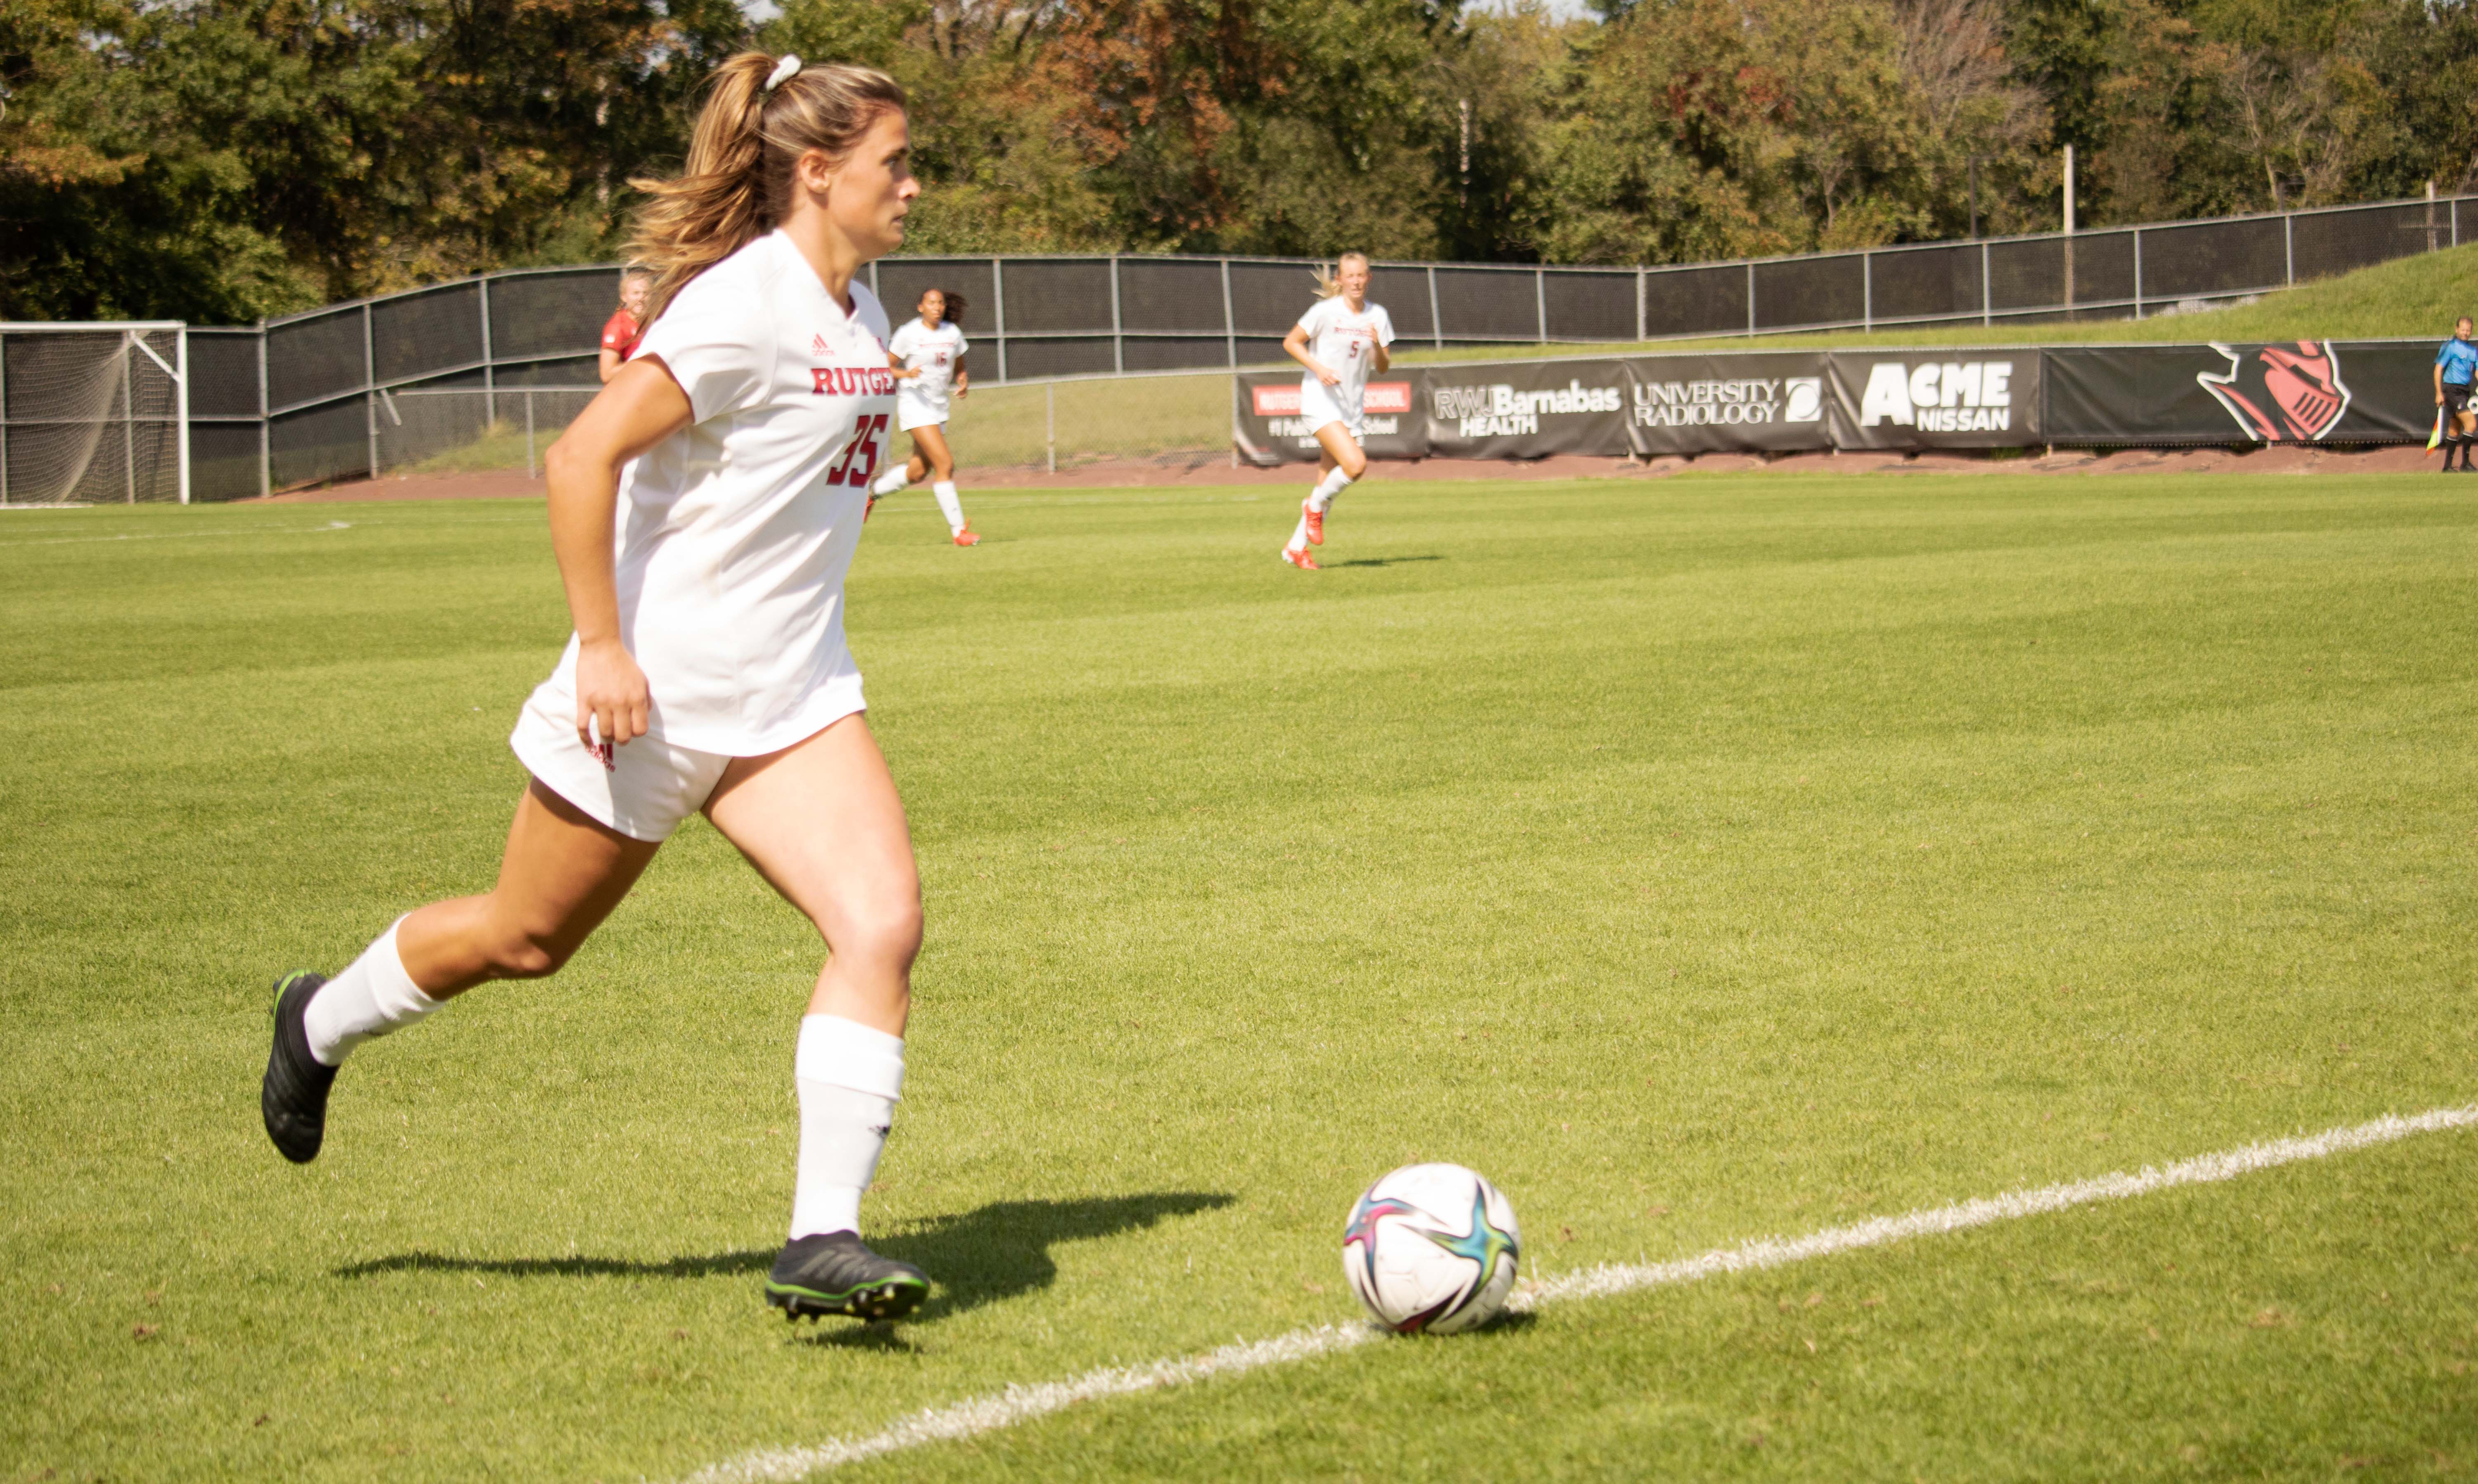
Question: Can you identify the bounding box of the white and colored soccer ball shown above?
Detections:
[1341,1163,1521,1334]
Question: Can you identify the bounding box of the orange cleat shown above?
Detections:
[952,526,981,547]
[1302,496,1324,546]
[864,494,878,522]
[1282,545,1319,571]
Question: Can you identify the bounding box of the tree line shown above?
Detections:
[6,0,2475,323]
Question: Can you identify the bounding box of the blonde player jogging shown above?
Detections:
[1280,252,1394,570]
[259,53,940,1325]
[869,288,978,544]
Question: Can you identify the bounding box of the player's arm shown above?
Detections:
[2437,355,2447,406]
[599,348,622,384]
[541,357,694,751]
[1372,337,1391,375]
[886,349,920,380]
[1285,324,1338,386]
[952,351,968,398]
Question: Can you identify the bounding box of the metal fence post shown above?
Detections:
[0,332,9,505]
[257,323,271,497]
[1635,268,1646,342]
[479,276,496,427]
[525,391,536,478]
[1861,253,1872,332]
[2284,213,2295,285]
[1746,263,1756,336]
[1534,268,1548,344]
[361,302,379,479]
[1427,266,1443,350]
[1981,241,1991,325]
[2133,228,2143,319]
[1108,255,1124,375]
[991,257,1008,384]
[1220,258,1236,367]
[2458,197,2463,247]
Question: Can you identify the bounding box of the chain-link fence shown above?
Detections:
[90,190,2476,499]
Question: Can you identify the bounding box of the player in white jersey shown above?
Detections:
[869,287,978,545]
[1280,252,1394,570]
[259,53,942,1325]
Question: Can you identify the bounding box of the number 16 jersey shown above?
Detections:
[536,228,897,757]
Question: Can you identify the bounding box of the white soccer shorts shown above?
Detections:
[508,686,864,842]
[1297,378,1363,440]
[895,389,949,433]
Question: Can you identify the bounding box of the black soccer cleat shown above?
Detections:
[765,1232,929,1322]
[261,971,337,1164]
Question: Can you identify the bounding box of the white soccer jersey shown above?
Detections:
[521,229,897,758]
[888,318,967,404]
[1295,296,1395,414]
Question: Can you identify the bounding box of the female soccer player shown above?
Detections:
[1279,252,1395,570]
[869,288,978,545]
[597,268,652,383]
[260,52,935,1324]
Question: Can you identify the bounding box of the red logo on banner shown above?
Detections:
[2198,341,2350,442]
[1251,381,1413,417]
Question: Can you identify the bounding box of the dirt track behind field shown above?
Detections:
[245,443,2439,503]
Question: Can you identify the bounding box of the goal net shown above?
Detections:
[0,324,188,505]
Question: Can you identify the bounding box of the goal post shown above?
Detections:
[0,321,188,506]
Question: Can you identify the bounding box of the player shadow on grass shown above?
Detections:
[1325,554,1442,569]
[868,1191,1234,1324]
[336,1192,1234,1330]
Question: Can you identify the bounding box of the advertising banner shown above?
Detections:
[1617,354,1832,455]
[1233,370,1425,465]
[1824,351,2042,448]
[1424,360,1631,458]
[2043,340,2429,445]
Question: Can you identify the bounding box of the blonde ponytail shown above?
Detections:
[626,52,907,325]
[1310,252,1371,301]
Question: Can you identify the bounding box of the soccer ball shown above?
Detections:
[1341,1163,1521,1334]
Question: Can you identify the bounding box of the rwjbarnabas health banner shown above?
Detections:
[1232,370,1426,464]
[1617,354,1832,454]
[1424,360,1629,458]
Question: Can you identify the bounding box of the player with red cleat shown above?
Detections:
[1279,253,1393,568]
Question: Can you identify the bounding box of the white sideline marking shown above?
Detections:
[680,1105,2478,1484]
[0,520,353,548]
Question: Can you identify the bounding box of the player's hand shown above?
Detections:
[575,636,650,764]
[1315,363,1342,387]
[954,381,968,399]
[2438,390,2447,407]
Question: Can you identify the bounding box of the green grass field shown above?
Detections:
[4,472,2475,1482]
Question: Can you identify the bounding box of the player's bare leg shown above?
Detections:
[1286,423,1366,567]
[703,712,930,1320]
[261,783,660,1163]
[902,424,976,544]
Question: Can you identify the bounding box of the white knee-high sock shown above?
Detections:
[1286,512,1312,551]
[303,919,442,1067]
[1309,467,1353,512]
[790,1014,906,1239]
[872,465,911,497]
[930,481,965,534]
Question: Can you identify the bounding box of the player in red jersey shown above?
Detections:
[598,268,652,383]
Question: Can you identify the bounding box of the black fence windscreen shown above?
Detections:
[47,190,2464,499]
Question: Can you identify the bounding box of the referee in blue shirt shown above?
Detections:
[2436,317,2478,471]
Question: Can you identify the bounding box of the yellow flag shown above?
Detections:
[2430,409,2446,453]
